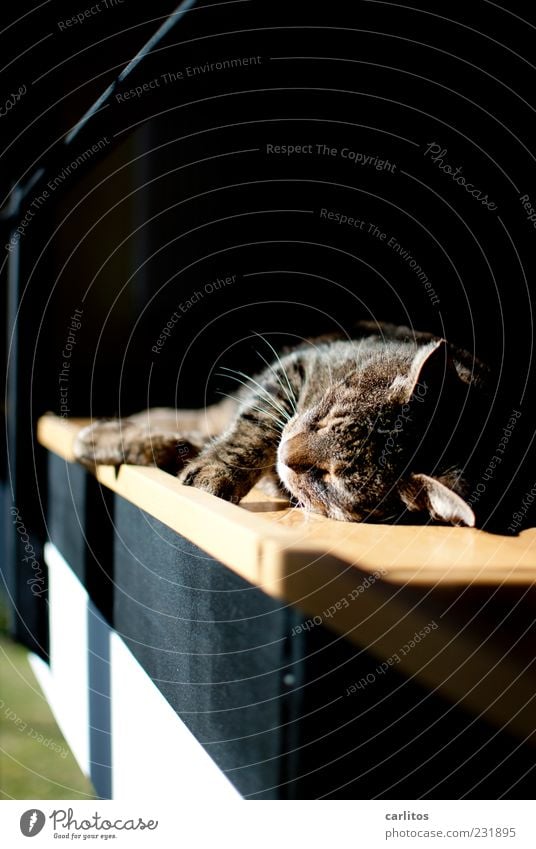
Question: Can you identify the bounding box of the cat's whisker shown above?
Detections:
[285,502,307,522]
[252,342,298,414]
[249,407,286,432]
[252,332,298,414]
[215,378,287,430]
[215,391,285,432]
[218,368,291,422]
[254,349,297,417]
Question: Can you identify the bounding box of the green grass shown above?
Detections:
[0,633,97,800]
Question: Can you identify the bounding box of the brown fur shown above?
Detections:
[74,323,489,525]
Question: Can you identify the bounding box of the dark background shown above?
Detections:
[2,0,535,401]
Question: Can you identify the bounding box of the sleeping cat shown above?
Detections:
[74,322,491,526]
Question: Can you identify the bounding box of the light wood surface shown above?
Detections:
[37,414,536,585]
[38,414,536,743]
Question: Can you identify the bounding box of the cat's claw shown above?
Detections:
[73,420,134,468]
[179,460,245,503]
[73,419,198,473]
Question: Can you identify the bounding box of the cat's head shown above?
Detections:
[276,339,476,526]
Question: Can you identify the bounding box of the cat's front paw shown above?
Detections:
[179,459,246,503]
[73,419,198,473]
[73,419,135,469]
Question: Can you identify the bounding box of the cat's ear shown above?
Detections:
[399,472,475,527]
[390,339,459,404]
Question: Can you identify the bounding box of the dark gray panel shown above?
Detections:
[113,498,302,798]
[48,454,114,623]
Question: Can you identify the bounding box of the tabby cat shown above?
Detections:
[74,322,491,526]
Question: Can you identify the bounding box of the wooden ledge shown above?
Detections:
[37,414,536,589]
[37,414,536,742]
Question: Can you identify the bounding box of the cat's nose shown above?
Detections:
[279,434,312,471]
